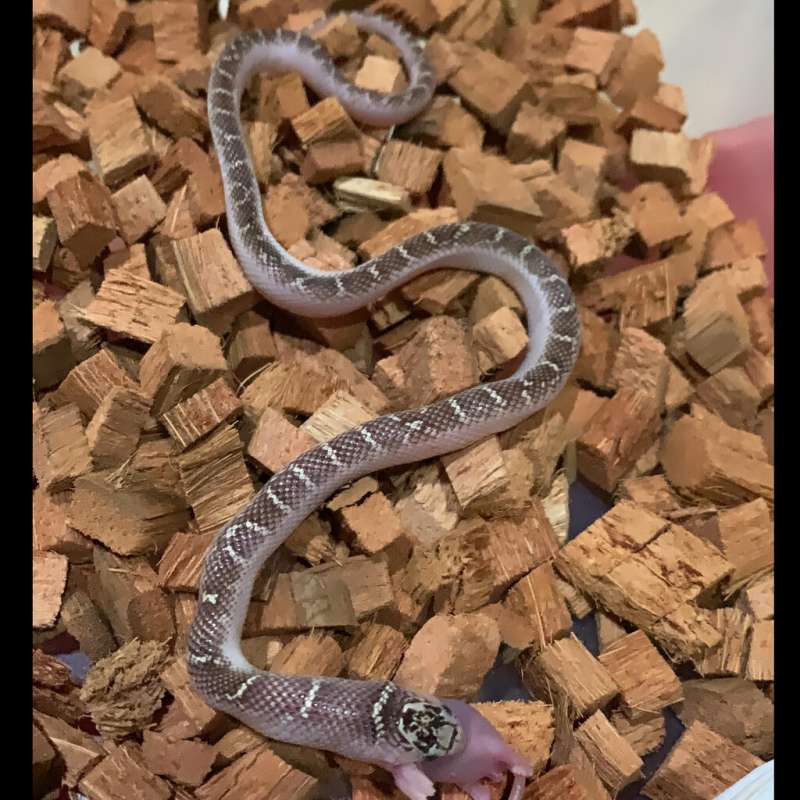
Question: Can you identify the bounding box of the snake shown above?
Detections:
[188,11,581,800]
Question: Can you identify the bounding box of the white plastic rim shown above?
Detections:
[630,0,774,136]
[714,761,774,800]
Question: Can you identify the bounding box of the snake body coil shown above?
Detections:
[189,13,581,800]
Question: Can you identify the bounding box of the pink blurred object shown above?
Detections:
[604,115,774,291]
[706,114,774,291]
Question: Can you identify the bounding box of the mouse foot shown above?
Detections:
[389,763,436,800]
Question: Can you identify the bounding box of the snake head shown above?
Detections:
[418,699,532,800]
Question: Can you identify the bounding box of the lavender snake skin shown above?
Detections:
[188,12,581,800]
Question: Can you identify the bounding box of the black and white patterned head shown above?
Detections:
[396,700,464,758]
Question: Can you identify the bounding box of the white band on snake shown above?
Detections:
[188,12,581,800]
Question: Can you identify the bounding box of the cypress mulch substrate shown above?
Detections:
[33,0,773,798]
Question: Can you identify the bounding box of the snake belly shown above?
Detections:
[188,11,581,800]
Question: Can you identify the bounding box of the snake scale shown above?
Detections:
[188,11,581,800]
